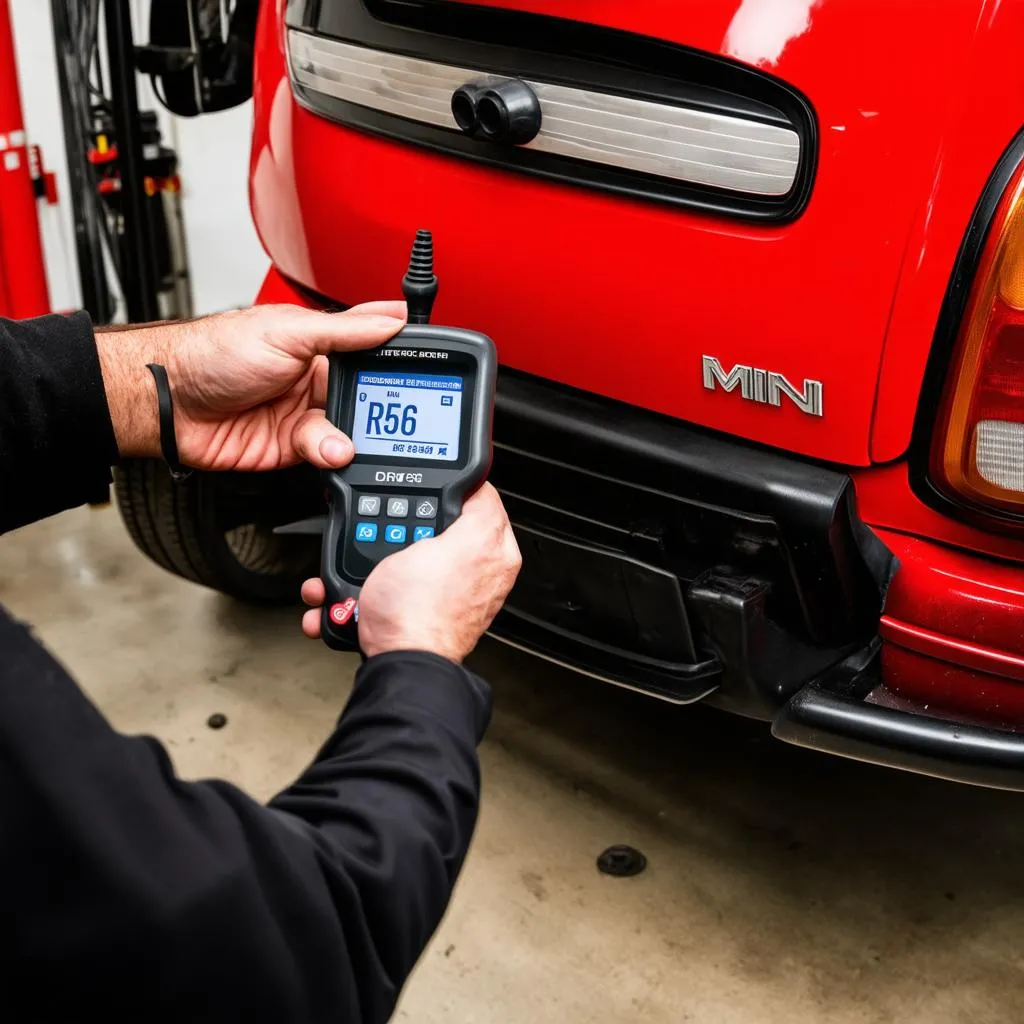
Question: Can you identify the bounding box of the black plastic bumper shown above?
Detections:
[273,361,1024,787]
[487,368,895,716]
[774,643,1024,791]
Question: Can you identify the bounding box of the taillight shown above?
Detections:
[931,163,1024,519]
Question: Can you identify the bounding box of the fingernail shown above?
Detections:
[320,437,350,464]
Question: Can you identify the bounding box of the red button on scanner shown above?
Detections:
[329,598,358,626]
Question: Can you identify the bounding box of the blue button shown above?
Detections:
[354,522,378,543]
[385,524,407,544]
[413,526,435,542]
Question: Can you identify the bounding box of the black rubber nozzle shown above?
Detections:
[476,79,542,145]
[402,229,438,325]
[451,83,484,133]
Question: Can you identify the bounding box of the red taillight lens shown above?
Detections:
[932,165,1024,516]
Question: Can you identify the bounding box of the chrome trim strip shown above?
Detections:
[288,31,800,197]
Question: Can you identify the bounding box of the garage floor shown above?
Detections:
[3,505,1023,1022]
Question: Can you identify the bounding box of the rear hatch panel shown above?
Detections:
[261,1,980,464]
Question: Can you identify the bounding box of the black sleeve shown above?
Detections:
[0,609,491,1023]
[0,312,118,533]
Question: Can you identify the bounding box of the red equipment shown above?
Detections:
[0,0,49,319]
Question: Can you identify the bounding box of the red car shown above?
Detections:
[119,0,1024,789]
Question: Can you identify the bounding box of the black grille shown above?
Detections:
[487,369,892,712]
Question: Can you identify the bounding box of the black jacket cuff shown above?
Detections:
[0,311,118,533]
[339,649,493,745]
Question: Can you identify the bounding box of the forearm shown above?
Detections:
[94,322,173,459]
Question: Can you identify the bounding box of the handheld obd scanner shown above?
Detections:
[320,231,497,650]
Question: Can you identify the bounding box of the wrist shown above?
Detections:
[95,324,171,458]
[361,649,462,670]
[361,631,464,663]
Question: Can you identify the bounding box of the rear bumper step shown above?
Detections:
[774,644,1024,790]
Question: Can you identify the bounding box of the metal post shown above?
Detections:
[0,0,50,318]
[104,0,158,322]
[50,0,111,322]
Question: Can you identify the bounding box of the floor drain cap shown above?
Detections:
[597,845,647,877]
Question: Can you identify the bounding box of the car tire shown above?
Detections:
[114,458,320,604]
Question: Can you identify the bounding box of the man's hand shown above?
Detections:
[97,302,406,470]
[300,484,521,663]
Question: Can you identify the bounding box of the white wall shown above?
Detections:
[9,0,269,317]
[158,104,270,314]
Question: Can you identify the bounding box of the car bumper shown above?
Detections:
[258,268,1024,789]
[488,366,1024,789]
[487,367,891,710]
[773,643,1024,791]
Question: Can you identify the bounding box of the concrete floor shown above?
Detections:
[3,505,1024,1022]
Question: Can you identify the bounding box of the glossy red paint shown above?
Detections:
[853,462,1024,564]
[254,265,314,307]
[879,529,1024,656]
[252,0,1024,467]
[871,0,1024,463]
[881,617,1024,682]
[876,527,1024,722]
[879,647,1024,728]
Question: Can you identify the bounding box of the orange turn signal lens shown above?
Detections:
[932,164,1024,516]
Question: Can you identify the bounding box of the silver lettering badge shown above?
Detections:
[702,356,823,417]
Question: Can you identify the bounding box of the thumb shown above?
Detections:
[272,305,407,360]
[292,408,354,468]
